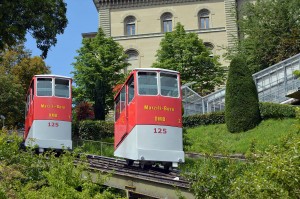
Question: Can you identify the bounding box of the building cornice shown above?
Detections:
[82,27,226,40]
[93,0,206,10]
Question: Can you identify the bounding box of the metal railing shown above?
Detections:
[73,139,114,157]
[182,53,300,116]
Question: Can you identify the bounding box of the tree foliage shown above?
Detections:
[0,44,50,127]
[72,28,128,120]
[231,0,300,73]
[225,56,261,133]
[75,101,95,121]
[11,56,50,92]
[0,75,24,128]
[0,0,68,58]
[153,23,225,95]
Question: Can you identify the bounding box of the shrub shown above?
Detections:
[74,101,95,121]
[79,120,114,140]
[183,157,247,199]
[225,56,261,133]
[183,111,225,127]
[0,131,124,198]
[231,134,300,198]
[259,102,296,119]
[184,134,300,198]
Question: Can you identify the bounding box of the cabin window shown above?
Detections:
[55,78,70,98]
[31,80,34,100]
[115,86,126,121]
[160,73,179,97]
[37,78,52,96]
[138,72,158,95]
[25,94,30,115]
[128,76,135,103]
[115,96,120,121]
[120,87,126,112]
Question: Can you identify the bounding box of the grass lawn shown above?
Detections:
[73,137,114,157]
[185,118,299,155]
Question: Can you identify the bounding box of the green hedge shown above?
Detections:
[76,102,295,138]
[183,111,225,128]
[183,102,296,128]
[259,102,296,119]
[78,120,114,140]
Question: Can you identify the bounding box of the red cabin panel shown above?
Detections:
[24,75,72,141]
[136,96,182,127]
[34,97,71,121]
[114,68,182,149]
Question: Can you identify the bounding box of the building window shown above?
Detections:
[161,12,173,33]
[124,16,136,36]
[198,9,210,29]
[125,49,139,73]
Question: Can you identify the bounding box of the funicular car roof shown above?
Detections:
[34,74,72,79]
[114,68,179,99]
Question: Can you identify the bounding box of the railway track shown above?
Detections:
[83,154,190,189]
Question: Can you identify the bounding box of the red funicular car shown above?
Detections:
[114,68,185,169]
[24,75,72,153]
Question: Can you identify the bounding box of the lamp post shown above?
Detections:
[0,115,5,128]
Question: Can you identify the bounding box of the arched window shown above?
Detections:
[124,16,136,36]
[204,42,214,57]
[125,49,139,73]
[161,12,173,33]
[198,9,210,29]
[204,42,214,51]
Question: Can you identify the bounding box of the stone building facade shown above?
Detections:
[84,0,250,71]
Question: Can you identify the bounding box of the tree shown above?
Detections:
[0,74,24,128]
[225,56,261,133]
[0,44,31,74]
[153,23,225,95]
[72,28,128,120]
[230,0,300,73]
[0,0,68,58]
[0,44,50,127]
[0,44,50,94]
[12,56,50,93]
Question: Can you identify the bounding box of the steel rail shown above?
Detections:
[81,154,190,189]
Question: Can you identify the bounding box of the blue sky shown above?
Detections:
[25,1,98,78]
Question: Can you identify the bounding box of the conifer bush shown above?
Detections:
[225,56,261,133]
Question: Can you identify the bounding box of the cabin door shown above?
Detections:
[126,75,135,133]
